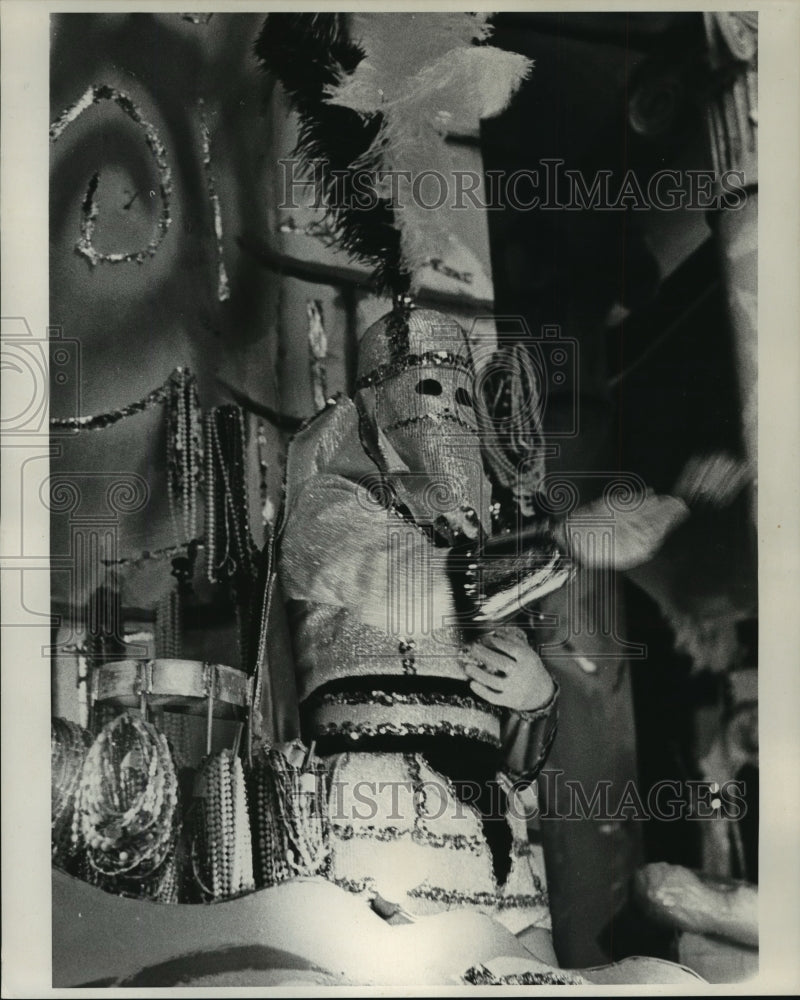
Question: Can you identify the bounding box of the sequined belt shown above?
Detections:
[301,677,503,753]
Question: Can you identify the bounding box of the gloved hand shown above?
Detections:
[459,628,555,712]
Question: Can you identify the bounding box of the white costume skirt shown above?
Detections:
[325,751,551,935]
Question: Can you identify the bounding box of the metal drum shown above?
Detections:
[90,659,251,765]
[91,659,249,717]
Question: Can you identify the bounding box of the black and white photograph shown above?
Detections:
[2,3,799,994]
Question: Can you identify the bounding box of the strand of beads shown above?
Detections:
[49,372,174,431]
[177,369,189,534]
[160,367,203,662]
[52,718,93,867]
[204,405,256,585]
[189,754,212,898]
[233,405,256,666]
[207,408,233,582]
[203,408,217,583]
[101,539,205,570]
[154,586,180,658]
[217,753,231,897]
[171,585,181,655]
[203,752,224,897]
[73,713,179,899]
[166,368,204,547]
[224,404,254,580]
[154,591,167,657]
[248,744,330,885]
[158,711,194,771]
[248,532,276,743]
[248,748,285,888]
[230,751,253,894]
[147,850,180,903]
[192,749,254,900]
[281,762,329,877]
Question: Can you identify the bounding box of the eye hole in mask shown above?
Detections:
[415,378,443,396]
[455,387,473,408]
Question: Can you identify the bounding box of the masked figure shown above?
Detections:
[279,307,563,938]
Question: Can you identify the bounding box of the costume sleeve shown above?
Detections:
[501,680,560,786]
[279,473,457,635]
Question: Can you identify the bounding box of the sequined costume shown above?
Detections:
[279,308,559,934]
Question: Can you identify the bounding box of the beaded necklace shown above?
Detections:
[52,718,93,867]
[73,713,179,901]
[203,405,255,585]
[50,368,184,432]
[191,748,255,901]
[248,742,330,888]
[101,539,205,570]
[203,405,258,672]
[154,586,182,659]
[166,368,203,547]
[247,527,275,761]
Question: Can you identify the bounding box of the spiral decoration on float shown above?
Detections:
[50,84,173,267]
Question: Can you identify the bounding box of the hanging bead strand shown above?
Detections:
[167,367,203,548]
[204,409,217,583]
[178,369,190,540]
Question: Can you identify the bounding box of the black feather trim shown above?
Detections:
[255,14,409,298]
